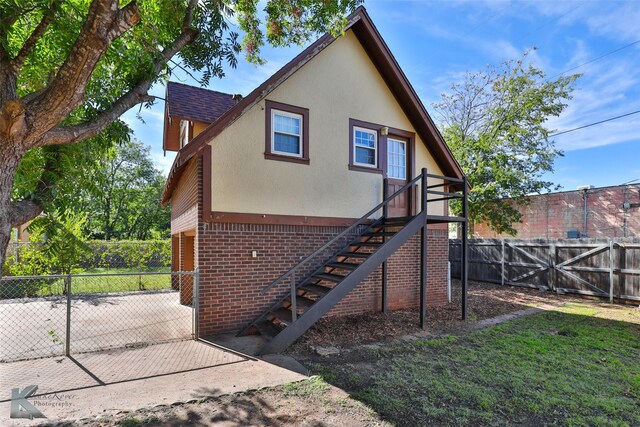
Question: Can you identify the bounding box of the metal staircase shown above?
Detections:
[238,169,468,354]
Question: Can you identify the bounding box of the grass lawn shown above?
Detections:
[1,267,175,298]
[308,302,640,426]
[74,267,172,294]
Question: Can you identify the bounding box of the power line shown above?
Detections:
[621,177,640,185]
[550,39,640,79]
[549,109,640,137]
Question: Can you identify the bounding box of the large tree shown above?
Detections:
[433,51,579,235]
[0,0,360,273]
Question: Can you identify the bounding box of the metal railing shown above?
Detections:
[257,169,468,323]
[0,270,197,363]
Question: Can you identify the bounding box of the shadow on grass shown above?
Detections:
[303,304,640,427]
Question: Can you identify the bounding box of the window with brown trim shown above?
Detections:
[348,118,383,174]
[265,100,310,164]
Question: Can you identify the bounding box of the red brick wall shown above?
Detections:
[474,184,640,239]
[168,151,451,336]
[196,222,449,336]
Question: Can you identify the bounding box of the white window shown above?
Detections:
[179,119,190,148]
[353,127,377,167]
[271,109,303,157]
[387,138,406,179]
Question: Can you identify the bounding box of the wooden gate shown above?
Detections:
[450,238,640,301]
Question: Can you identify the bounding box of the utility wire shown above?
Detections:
[550,39,640,79]
[549,109,640,137]
[621,177,640,185]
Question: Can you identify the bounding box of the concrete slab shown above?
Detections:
[0,340,306,426]
[203,333,266,356]
[0,291,192,362]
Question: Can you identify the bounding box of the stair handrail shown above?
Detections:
[260,170,427,294]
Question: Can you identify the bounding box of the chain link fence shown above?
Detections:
[4,240,171,273]
[0,271,197,363]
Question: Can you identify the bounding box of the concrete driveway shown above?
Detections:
[0,340,306,425]
[0,290,192,362]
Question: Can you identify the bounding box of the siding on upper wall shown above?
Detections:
[206,29,445,219]
[171,158,198,234]
[193,121,208,138]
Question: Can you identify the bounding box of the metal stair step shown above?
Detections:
[270,308,293,324]
[286,295,316,309]
[351,241,383,247]
[383,216,413,225]
[313,273,346,283]
[300,283,332,297]
[338,252,370,258]
[326,262,358,270]
[255,320,282,340]
[362,231,397,237]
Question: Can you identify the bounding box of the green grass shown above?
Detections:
[310,302,640,427]
[74,267,172,293]
[3,267,174,297]
[282,376,331,398]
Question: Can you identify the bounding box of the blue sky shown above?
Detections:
[123,0,640,191]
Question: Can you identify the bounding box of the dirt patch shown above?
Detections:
[289,280,574,352]
[68,378,389,427]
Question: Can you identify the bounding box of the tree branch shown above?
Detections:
[8,146,62,227]
[24,0,140,145]
[9,199,43,228]
[37,6,199,148]
[11,0,63,71]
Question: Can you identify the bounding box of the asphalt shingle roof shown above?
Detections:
[166,81,237,124]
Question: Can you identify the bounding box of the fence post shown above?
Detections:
[548,243,556,292]
[65,274,72,357]
[501,239,505,286]
[609,240,614,303]
[194,268,200,339]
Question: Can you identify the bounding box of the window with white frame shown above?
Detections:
[353,127,377,167]
[387,138,406,179]
[179,119,190,148]
[271,109,303,157]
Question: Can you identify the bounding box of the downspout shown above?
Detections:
[583,189,588,238]
[577,185,592,238]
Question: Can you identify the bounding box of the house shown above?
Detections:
[474,183,640,239]
[161,7,467,353]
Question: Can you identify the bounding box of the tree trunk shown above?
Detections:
[0,149,19,277]
[0,140,37,280]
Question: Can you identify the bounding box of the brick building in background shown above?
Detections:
[474,183,640,239]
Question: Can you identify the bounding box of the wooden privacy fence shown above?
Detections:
[449,238,640,302]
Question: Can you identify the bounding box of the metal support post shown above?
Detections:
[420,168,428,329]
[65,274,72,356]
[291,271,297,322]
[382,177,388,313]
[461,176,468,320]
[194,268,200,339]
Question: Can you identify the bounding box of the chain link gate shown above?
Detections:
[0,271,198,363]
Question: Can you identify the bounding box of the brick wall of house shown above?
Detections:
[196,222,449,336]
[474,184,640,239]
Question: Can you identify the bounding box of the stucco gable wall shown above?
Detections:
[208,30,444,219]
